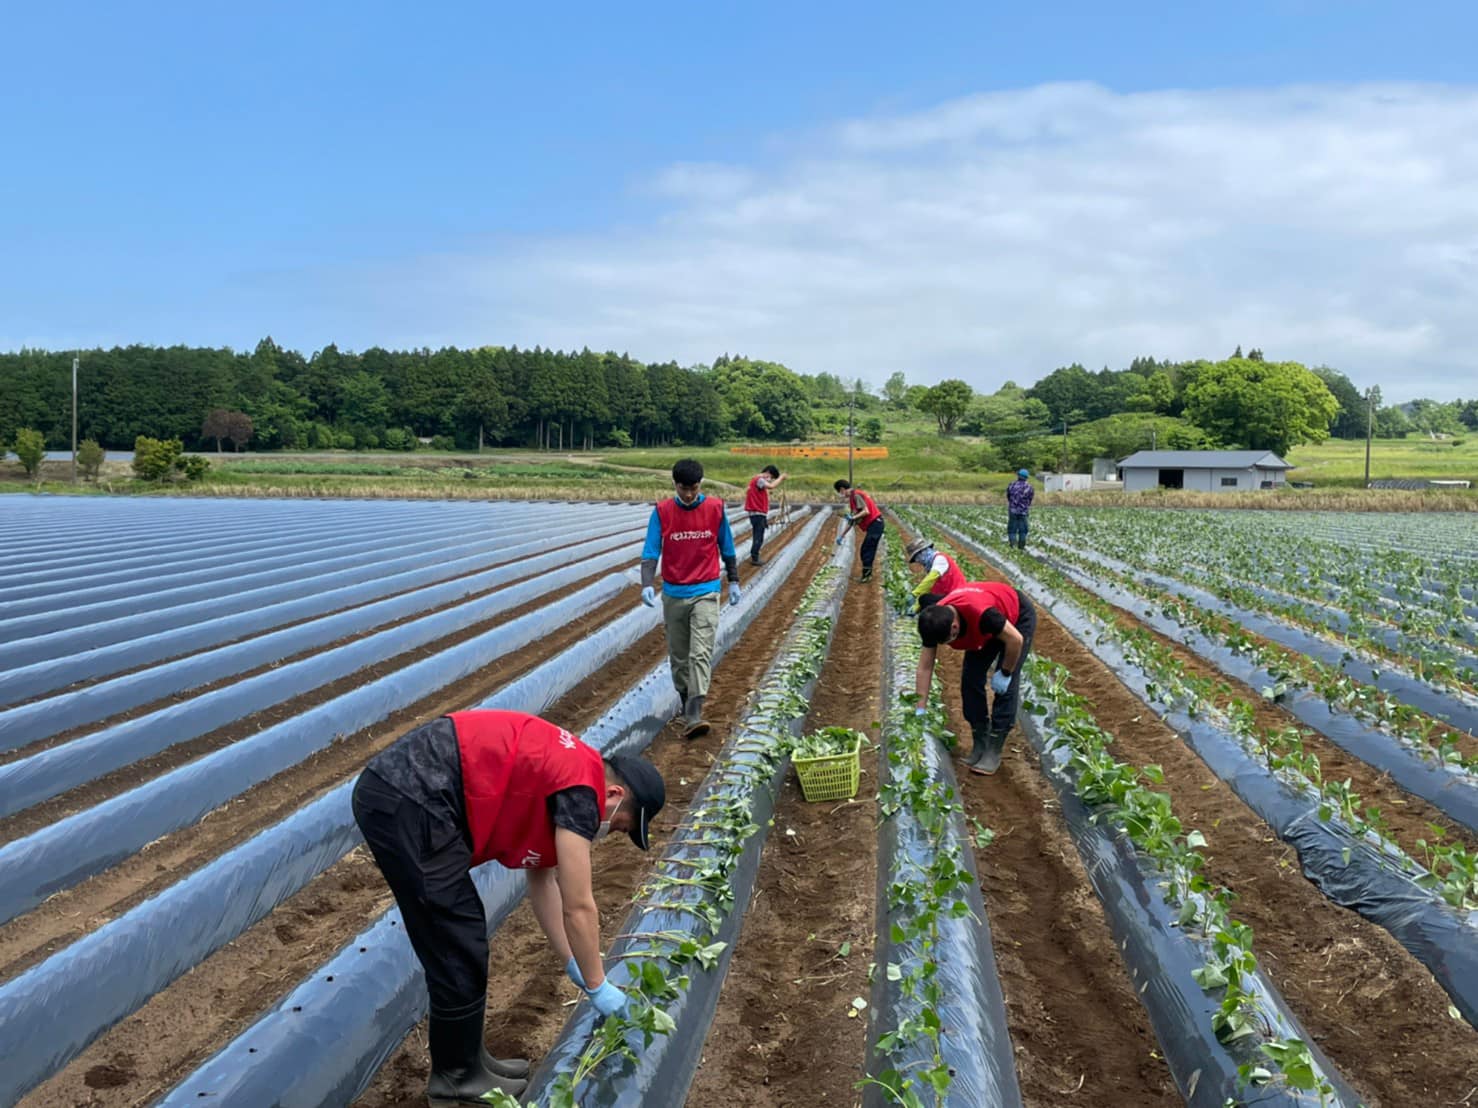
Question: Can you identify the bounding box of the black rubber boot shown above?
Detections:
[683,695,710,739]
[427,1006,528,1105]
[964,731,990,767]
[481,1045,530,1080]
[970,731,1007,775]
[859,567,874,583]
[750,555,765,566]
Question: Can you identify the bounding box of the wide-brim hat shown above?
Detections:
[904,537,934,563]
[606,754,666,850]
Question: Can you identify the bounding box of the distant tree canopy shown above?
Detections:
[1182,357,1338,456]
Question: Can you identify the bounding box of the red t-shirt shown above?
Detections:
[451,711,607,869]
[937,582,1021,652]
[848,488,882,528]
[744,475,770,514]
[656,496,726,585]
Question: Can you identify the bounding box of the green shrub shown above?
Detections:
[77,438,105,479]
[431,434,457,451]
[862,417,884,444]
[133,436,184,481]
[382,427,416,451]
[606,428,633,448]
[14,428,45,478]
[334,430,357,450]
[179,454,211,481]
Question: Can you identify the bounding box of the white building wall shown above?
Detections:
[1182,468,1215,492]
[1122,469,1159,492]
[1045,473,1093,493]
[1121,466,1262,491]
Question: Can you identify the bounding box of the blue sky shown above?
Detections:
[4,1,1476,398]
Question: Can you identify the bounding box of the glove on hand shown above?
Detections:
[640,586,657,608]
[913,707,928,717]
[835,535,846,546]
[587,978,628,1017]
[728,581,741,606]
[565,957,586,989]
[990,669,1012,695]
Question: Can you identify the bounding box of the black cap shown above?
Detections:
[605,754,666,850]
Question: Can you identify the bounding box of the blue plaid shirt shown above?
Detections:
[1006,479,1034,514]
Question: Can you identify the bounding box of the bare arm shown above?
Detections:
[525,867,571,960]
[999,622,1024,675]
[554,829,606,987]
[915,646,937,705]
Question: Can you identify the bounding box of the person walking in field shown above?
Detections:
[914,580,1037,774]
[640,458,741,739]
[903,536,965,612]
[833,478,885,583]
[743,464,787,565]
[1006,468,1034,549]
[352,710,667,1106]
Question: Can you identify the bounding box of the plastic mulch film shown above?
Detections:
[0,519,648,749]
[0,571,632,926]
[863,563,1023,1108]
[1020,701,1363,1108]
[1037,536,1478,738]
[1033,544,1478,835]
[520,530,851,1107]
[938,523,1478,1028]
[0,510,651,707]
[147,510,829,1108]
[0,536,650,814]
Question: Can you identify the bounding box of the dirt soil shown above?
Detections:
[684,561,884,1107]
[944,536,1478,1106]
[352,524,833,1106]
[16,522,808,1108]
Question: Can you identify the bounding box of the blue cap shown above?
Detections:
[1017,469,1030,478]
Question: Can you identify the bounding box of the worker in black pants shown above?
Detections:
[352,710,666,1106]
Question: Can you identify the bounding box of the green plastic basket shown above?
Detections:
[793,735,862,802]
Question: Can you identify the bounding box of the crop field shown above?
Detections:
[1,495,1476,1107]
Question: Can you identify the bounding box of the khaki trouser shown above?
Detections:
[662,590,722,700]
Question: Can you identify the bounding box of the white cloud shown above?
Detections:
[362,82,1478,400]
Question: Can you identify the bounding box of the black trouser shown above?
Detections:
[352,769,488,1019]
[859,517,885,571]
[960,592,1036,739]
[748,513,768,560]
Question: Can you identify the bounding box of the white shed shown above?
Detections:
[1116,450,1292,493]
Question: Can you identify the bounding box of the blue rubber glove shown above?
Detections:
[990,669,1012,695]
[728,581,741,606]
[913,707,928,717]
[565,957,586,989]
[641,586,657,608]
[586,978,628,1017]
[835,535,846,546]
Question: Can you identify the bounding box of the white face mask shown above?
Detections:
[595,796,623,842]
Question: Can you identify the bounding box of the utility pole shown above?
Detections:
[71,353,79,484]
[1364,388,1374,487]
[847,382,857,486]
[1061,419,1069,470]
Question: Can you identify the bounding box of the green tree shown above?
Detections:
[1026,364,1095,425]
[862,417,884,444]
[14,427,45,479]
[77,438,105,479]
[918,379,974,434]
[1313,367,1368,439]
[1183,358,1338,455]
[132,436,184,480]
[882,371,909,408]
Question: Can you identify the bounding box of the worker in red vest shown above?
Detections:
[640,458,741,738]
[914,581,1037,774]
[833,478,885,582]
[743,464,787,565]
[352,710,666,1106]
[903,537,965,612]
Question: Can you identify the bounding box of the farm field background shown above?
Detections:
[1,493,1475,1107]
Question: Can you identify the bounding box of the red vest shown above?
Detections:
[450,710,607,869]
[744,475,769,514]
[656,496,725,585]
[849,488,882,528]
[930,554,966,597]
[938,582,1020,652]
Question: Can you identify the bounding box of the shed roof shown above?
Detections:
[1116,450,1292,469]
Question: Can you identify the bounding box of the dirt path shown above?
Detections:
[684,561,883,1107]
[16,525,811,1108]
[352,527,832,1106]
[941,536,1478,1106]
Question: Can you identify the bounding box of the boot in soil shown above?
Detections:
[426,1006,528,1105]
[750,554,765,566]
[964,730,989,767]
[970,730,1007,775]
[480,1046,530,1080]
[859,568,874,583]
[682,694,711,739]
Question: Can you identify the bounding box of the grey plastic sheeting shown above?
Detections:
[0,510,610,657]
[1033,546,1478,836]
[0,521,646,751]
[0,510,675,708]
[942,524,1478,1027]
[863,584,1022,1107]
[523,535,851,1107]
[0,572,630,926]
[0,513,811,1106]
[0,535,651,816]
[1037,536,1478,737]
[152,510,828,1108]
[1020,701,1361,1108]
